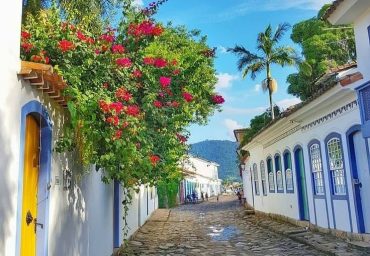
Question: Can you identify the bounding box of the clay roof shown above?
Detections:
[238,62,358,148]
[18,61,68,108]
[322,0,345,20]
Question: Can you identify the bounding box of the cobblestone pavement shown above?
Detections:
[116,195,369,256]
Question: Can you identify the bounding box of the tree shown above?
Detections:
[287,4,356,100]
[228,23,298,119]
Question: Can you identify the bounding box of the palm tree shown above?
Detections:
[228,23,298,120]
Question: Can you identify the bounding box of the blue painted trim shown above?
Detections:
[260,160,267,196]
[113,180,120,248]
[283,150,294,194]
[274,154,284,193]
[16,100,52,256]
[346,125,366,233]
[355,80,370,138]
[368,26,370,44]
[307,139,330,228]
[252,163,260,196]
[324,132,353,232]
[267,157,275,193]
[294,145,310,221]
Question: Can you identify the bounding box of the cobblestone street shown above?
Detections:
[117,196,369,256]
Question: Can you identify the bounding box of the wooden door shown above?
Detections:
[20,115,40,256]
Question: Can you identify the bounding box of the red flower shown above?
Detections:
[58,39,74,52]
[111,44,125,54]
[106,116,119,126]
[100,33,115,43]
[171,101,180,108]
[154,58,167,68]
[30,55,43,63]
[176,133,187,143]
[86,37,95,44]
[109,102,124,114]
[182,92,193,102]
[116,58,132,68]
[152,25,164,36]
[21,31,31,40]
[150,155,160,166]
[171,59,178,66]
[102,82,109,89]
[128,21,164,37]
[159,76,171,88]
[211,95,225,104]
[77,31,87,41]
[125,105,140,116]
[143,57,155,65]
[122,121,129,129]
[95,49,101,55]
[113,130,122,140]
[153,100,163,108]
[99,100,110,113]
[21,42,33,53]
[116,87,132,102]
[132,69,142,78]
[44,56,50,64]
[173,69,181,75]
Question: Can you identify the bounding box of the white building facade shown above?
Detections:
[179,156,222,203]
[0,2,157,256]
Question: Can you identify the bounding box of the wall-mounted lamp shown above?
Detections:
[63,169,72,190]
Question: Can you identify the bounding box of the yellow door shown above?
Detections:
[20,115,40,256]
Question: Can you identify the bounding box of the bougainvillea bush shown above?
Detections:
[21,0,223,226]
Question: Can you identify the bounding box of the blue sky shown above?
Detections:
[137,0,333,143]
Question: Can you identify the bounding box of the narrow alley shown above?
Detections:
[117,196,369,255]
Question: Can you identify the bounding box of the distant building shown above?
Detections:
[179,155,222,203]
[235,0,370,236]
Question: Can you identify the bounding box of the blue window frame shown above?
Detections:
[326,137,346,195]
[283,150,294,193]
[368,25,370,44]
[309,142,325,196]
[252,163,260,195]
[356,81,370,137]
[260,161,267,196]
[267,157,275,193]
[275,154,284,193]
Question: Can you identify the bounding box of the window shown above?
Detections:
[283,151,294,192]
[275,154,284,192]
[267,158,275,192]
[327,138,346,195]
[260,161,267,196]
[253,163,260,195]
[310,143,325,195]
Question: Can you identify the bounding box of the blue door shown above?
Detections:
[294,147,309,221]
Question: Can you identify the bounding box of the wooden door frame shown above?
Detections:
[16,101,52,256]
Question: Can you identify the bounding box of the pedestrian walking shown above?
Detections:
[236,190,242,204]
[201,191,204,201]
[205,192,208,201]
[216,195,219,202]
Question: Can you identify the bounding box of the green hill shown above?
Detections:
[190,140,240,181]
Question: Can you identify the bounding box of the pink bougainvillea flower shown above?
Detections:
[58,39,74,52]
[153,100,163,108]
[125,105,140,117]
[95,49,101,55]
[182,92,193,102]
[143,57,155,65]
[115,87,132,102]
[21,42,33,53]
[128,20,164,37]
[154,58,167,68]
[100,33,115,43]
[21,31,31,40]
[159,76,171,88]
[116,58,132,68]
[111,44,125,54]
[132,69,142,78]
[211,95,225,104]
[150,155,160,166]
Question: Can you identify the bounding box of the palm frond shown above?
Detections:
[272,22,290,43]
[242,61,265,80]
[227,45,252,57]
[270,46,299,67]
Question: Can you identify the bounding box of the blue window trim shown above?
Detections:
[267,156,275,193]
[355,80,370,137]
[252,163,260,196]
[368,25,370,44]
[113,180,120,248]
[260,160,268,196]
[16,100,53,256]
[283,149,294,193]
[324,132,353,232]
[274,153,284,193]
[346,125,367,233]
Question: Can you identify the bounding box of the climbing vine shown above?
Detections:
[21,0,224,236]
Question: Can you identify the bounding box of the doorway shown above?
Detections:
[294,146,310,221]
[347,126,370,233]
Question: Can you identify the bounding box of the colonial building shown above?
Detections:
[0,2,157,256]
[179,155,222,203]
[235,0,370,236]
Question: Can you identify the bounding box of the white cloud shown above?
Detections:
[218,45,228,54]
[276,98,301,110]
[254,84,261,92]
[215,73,239,90]
[224,119,243,139]
[132,0,144,7]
